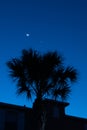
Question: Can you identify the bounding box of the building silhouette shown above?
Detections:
[0,99,87,130]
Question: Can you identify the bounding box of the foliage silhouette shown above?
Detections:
[7,48,78,130]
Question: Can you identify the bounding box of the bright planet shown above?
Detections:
[26,33,30,37]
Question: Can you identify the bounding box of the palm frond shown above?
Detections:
[16,85,32,99]
[63,66,78,82]
[7,58,24,80]
[53,86,71,101]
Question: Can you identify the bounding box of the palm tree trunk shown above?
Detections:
[40,111,47,130]
[32,99,47,130]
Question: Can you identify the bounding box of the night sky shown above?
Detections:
[0,0,87,118]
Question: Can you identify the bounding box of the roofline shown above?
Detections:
[0,102,31,111]
[66,115,87,121]
[43,98,69,107]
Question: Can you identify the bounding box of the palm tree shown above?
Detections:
[7,48,78,130]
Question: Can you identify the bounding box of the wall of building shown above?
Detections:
[0,108,25,130]
[0,109,5,130]
[0,101,87,130]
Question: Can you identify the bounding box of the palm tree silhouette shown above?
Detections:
[7,48,78,130]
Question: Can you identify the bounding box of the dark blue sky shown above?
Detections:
[0,0,87,118]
